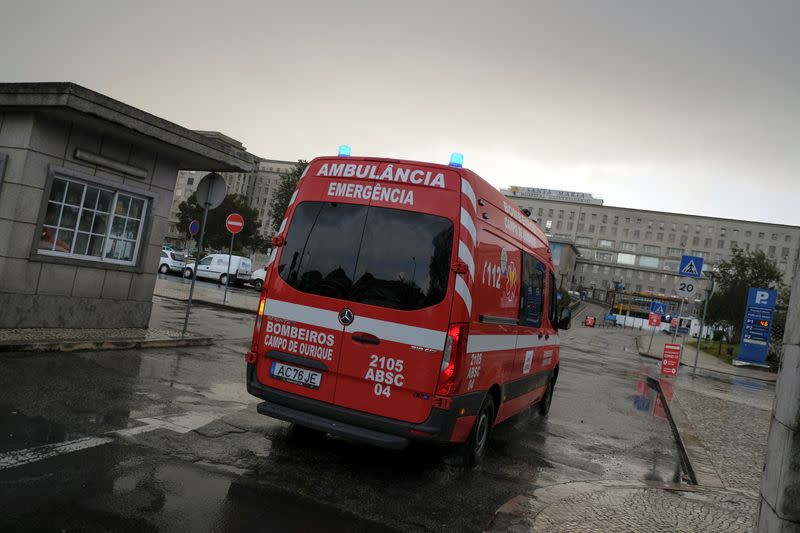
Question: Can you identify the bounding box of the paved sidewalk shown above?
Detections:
[636,332,777,382]
[486,318,772,531]
[486,481,756,532]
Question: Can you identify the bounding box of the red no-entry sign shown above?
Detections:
[226,213,244,234]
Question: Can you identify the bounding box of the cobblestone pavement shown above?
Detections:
[488,481,756,533]
[675,381,773,497]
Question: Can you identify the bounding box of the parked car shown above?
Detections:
[158,249,186,274]
[250,267,267,291]
[184,254,252,286]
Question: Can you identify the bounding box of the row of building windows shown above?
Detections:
[542,217,795,245]
[575,246,792,271]
[572,237,792,260]
[537,207,792,242]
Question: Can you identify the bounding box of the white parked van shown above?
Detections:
[184,254,252,286]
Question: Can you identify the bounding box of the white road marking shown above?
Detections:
[0,409,239,471]
[0,436,114,470]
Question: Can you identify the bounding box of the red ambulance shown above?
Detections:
[246,153,572,464]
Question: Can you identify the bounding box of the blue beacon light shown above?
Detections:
[449,152,464,168]
[338,145,351,157]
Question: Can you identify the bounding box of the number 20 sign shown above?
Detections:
[675,278,697,299]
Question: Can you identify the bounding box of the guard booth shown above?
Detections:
[0,83,255,328]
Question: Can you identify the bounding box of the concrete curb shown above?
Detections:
[645,375,697,485]
[0,335,213,354]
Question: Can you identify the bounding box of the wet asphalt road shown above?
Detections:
[157,271,260,297]
[0,300,683,532]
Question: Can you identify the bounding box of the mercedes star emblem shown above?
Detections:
[338,308,354,326]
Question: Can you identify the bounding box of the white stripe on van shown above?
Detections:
[467,334,516,353]
[263,299,447,351]
[466,334,559,353]
[266,247,278,266]
[455,275,472,315]
[458,241,475,280]
[289,190,298,206]
[264,299,341,330]
[460,208,476,247]
[349,316,446,351]
[461,178,477,211]
[277,218,287,234]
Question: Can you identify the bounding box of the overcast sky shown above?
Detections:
[2,1,798,224]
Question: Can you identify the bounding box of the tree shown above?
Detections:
[177,193,264,253]
[706,248,784,342]
[269,160,308,233]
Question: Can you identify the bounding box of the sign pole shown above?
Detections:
[647,317,657,353]
[223,232,235,304]
[180,172,226,336]
[672,299,684,343]
[692,276,713,377]
[624,295,631,330]
[182,205,209,336]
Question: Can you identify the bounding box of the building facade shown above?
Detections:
[503,186,800,302]
[549,238,580,290]
[0,83,255,328]
[166,156,297,245]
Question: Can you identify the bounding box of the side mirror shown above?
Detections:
[558,307,572,330]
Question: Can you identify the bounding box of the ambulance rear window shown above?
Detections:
[278,202,453,311]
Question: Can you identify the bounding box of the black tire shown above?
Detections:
[220,274,228,285]
[183,268,193,279]
[539,376,556,417]
[158,264,170,274]
[253,279,263,291]
[464,395,495,466]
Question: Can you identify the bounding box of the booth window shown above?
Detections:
[38,176,147,265]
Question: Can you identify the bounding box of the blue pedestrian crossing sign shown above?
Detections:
[678,255,704,278]
[650,301,668,315]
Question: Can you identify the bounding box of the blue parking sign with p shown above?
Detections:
[650,301,667,315]
[678,255,704,278]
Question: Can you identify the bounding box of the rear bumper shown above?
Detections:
[246,364,483,449]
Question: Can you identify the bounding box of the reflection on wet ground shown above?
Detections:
[0,301,688,532]
[0,405,71,452]
[4,451,396,533]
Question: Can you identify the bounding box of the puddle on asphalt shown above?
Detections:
[0,405,73,452]
[3,457,397,533]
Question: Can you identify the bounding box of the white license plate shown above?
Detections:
[270,361,322,389]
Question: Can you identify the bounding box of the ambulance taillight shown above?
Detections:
[436,323,469,395]
[247,289,268,362]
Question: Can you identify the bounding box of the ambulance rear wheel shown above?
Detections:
[539,376,556,417]
[159,263,170,274]
[464,395,494,466]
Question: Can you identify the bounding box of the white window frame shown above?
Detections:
[37,174,148,267]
